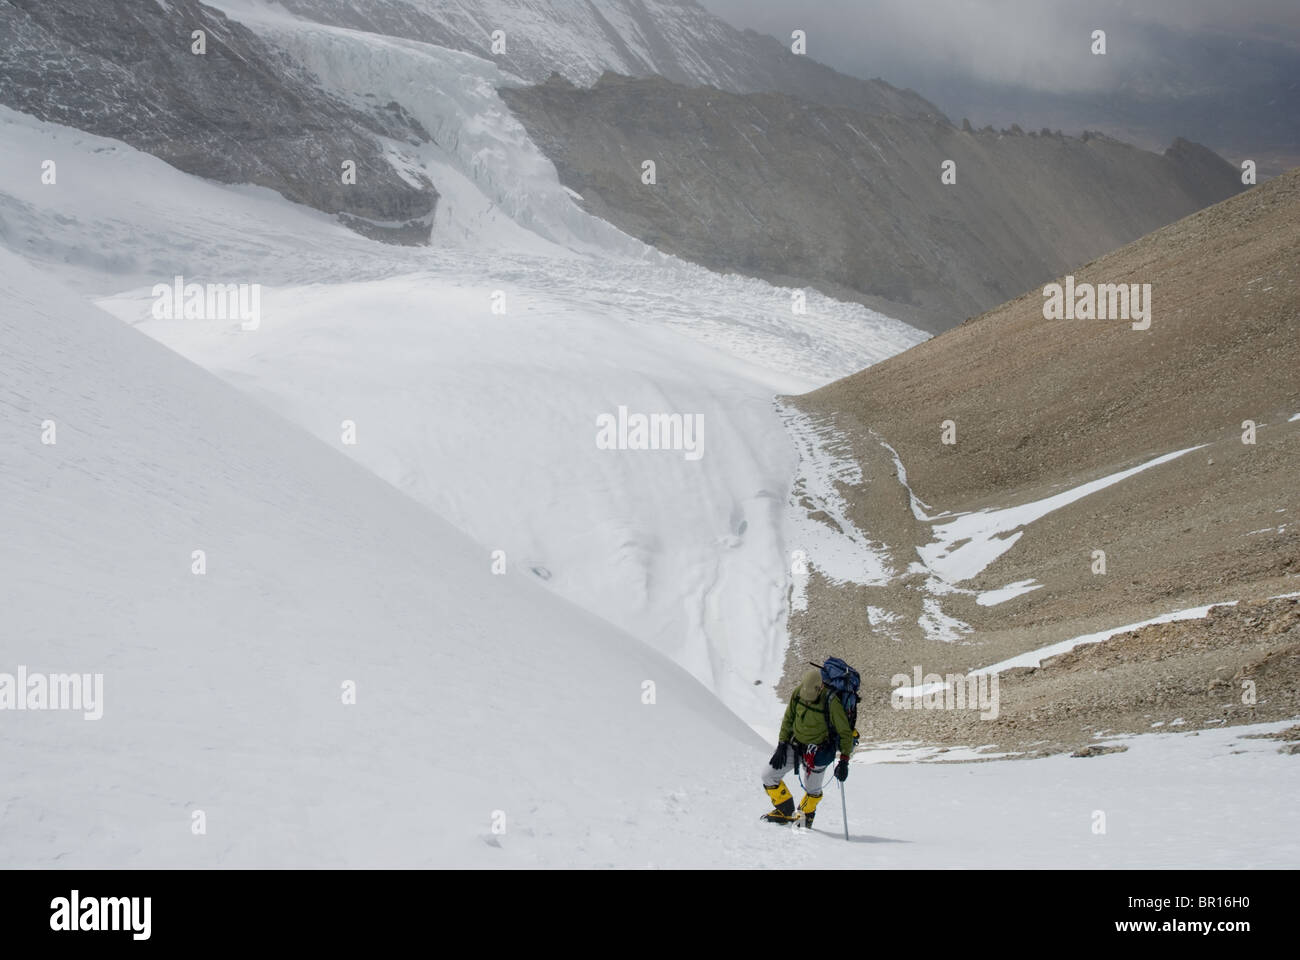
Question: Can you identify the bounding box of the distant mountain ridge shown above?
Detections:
[269,0,945,118]
[0,0,1252,306]
[0,0,945,246]
[501,73,1246,332]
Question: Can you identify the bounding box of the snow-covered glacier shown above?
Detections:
[0,5,927,736]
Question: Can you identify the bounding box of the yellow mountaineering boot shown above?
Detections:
[762,782,797,823]
[797,792,823,828]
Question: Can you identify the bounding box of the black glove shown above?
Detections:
[834,755,850,782]
[769,741,789,769]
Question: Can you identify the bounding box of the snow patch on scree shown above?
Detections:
[976,579,1043,607]
[972,589,1300,677]
[971,601,1238,675]
[792,429,1210,643]
[916,444,1206,585]
[897,443,1207,640]
[779,404,894,602]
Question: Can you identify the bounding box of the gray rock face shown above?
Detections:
[0,0,437,243]
[501,74,1247,333]
[271,0,944,120]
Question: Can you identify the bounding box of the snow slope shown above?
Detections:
[0,246,764,867]
[0,95,925,735]
[4,251,1296,868]
[112,272,810,733]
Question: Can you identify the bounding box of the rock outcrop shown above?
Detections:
[0,0,437,243]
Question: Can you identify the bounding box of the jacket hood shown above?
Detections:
[798,669,823,702]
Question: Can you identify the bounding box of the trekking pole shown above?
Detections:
[839,778,849,841]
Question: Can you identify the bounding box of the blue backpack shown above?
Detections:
[814,657,860,746]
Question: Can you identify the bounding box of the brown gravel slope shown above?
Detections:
[786,168,1300,754]
[802,168,1299,508]
[864,598,1300,756]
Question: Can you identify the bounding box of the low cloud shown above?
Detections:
[703,0,1300,168]
[704,0,1300,95]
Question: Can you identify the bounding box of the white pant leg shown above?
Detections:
[803,762,828,797]
[761,751,798,789]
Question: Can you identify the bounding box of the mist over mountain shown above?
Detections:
[502,73,1243,332]
[704,0,1300,177]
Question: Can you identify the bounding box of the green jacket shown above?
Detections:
[779,689,855,756]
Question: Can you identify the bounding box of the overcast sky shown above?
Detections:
[701,0,1300,169]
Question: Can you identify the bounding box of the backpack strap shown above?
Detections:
[790,691,827,748]
[823,691,859,754]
